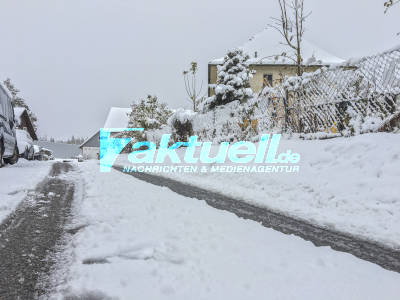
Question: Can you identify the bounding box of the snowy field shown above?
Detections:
[0,159,53,223]
[51,160,400,300]
[115,133,400,248]
[35,141,80,159]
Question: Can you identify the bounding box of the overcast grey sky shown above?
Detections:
[0,0,398,139]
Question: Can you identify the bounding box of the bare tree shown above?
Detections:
[384,0,400,13]
[183,62,204,112]
[269,0,310,76]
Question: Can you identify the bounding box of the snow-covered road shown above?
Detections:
[50,161,400,300]
[0,162,75,299]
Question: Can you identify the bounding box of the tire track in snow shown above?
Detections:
[114,166,400,274]
[0,162,75,299]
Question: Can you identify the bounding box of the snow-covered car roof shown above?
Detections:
[33,145,41,153]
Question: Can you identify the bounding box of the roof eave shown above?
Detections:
[79,130,100,148]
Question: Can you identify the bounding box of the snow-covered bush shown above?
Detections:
[145,125,171,145]
[129,95,172,130]
[205,49,255,110]
[127,95,172,142]
[168,108,196,142]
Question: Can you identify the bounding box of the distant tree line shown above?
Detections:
[39,135,86,145]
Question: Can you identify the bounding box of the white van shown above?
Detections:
[0,82,19,166]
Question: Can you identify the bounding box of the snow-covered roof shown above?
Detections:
[103,107,131,128]
[210,28,344,66]
[80,107,131,148]
[79,130,99,148]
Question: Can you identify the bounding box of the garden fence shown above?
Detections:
[259,46,400,134]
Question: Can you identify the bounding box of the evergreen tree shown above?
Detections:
[128,95,172,131]
[207,49,254,109]
[3,78,38,131]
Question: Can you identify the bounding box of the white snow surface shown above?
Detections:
[210,27,344,65]
[115,133,400,248]
[0,160,53,223]
[50,160,400,300]
[168,108,197,125]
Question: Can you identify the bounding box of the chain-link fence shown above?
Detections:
[260,46,400,134]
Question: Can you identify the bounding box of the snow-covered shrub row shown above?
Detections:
[143,47,400,143]
[144,97,274,144]
[144,91,398,144]
[192,95,280,143]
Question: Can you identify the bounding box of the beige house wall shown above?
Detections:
[208,64,322,96]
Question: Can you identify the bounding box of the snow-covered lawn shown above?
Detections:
[115,133,400,248]
[53,160,400,300]
[0,159,53,223]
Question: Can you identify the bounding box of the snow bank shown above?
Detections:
[0,160,53,223]
[116,133,400,248]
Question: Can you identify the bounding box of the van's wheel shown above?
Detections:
[23,147,29,160]
[4,146,19,165]
[0,141,4,167]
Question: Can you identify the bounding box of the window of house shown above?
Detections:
[263,74,273,88]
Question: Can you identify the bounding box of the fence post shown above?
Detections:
[284,89,289,132]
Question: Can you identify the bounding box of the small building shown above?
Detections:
[13,107,38,141]
[79,131,100,159]
[208,28,345,96]
[79,107,131,159]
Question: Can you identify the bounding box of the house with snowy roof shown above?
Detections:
[208,28,345,96]
[79,107,131,159]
